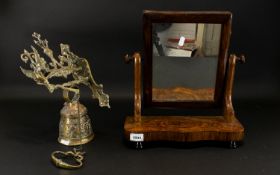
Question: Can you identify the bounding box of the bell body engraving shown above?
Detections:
[58,102,94,146]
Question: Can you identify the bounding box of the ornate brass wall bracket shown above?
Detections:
[20,32,110,169]
[20,32,110,106]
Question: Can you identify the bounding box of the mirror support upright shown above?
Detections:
[125,53,142,122]
[224,54,246,122]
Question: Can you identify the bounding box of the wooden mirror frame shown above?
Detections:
[143,10,232,108]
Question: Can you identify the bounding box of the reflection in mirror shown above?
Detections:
[152,23,221,102]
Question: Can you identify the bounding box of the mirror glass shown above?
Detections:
[152,23,221,102]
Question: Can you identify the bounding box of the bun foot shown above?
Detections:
[229,141,238,149]
[135,142,143,149]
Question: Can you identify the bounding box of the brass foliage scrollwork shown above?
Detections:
[20,32,110,107]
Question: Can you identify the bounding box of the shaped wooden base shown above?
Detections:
[124,116,244,143]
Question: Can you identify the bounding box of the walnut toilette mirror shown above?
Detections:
[124,11,245,148]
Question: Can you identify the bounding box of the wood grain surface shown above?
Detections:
[124,115,244,142]
[152,87,214,102]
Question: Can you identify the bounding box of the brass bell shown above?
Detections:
[58,102,94,146]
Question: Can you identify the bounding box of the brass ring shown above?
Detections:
[51,151,83,169]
